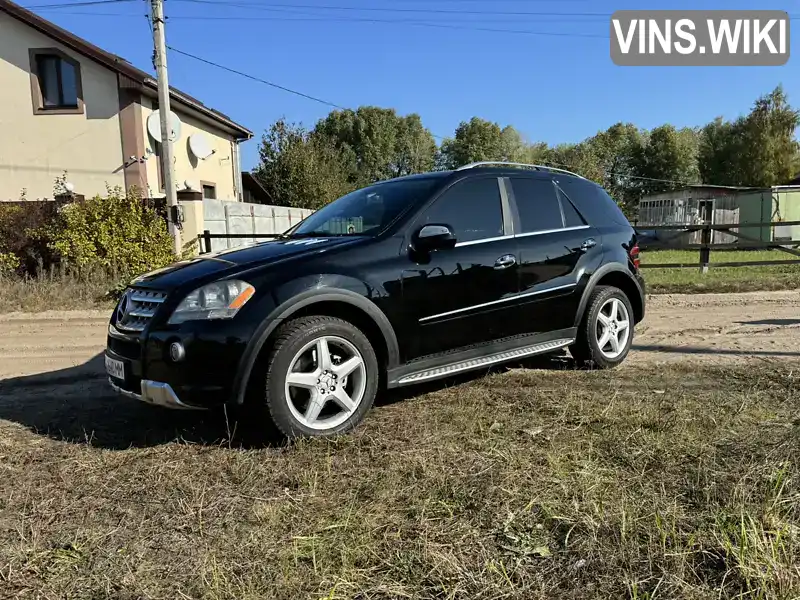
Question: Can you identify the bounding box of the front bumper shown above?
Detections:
[108,377,205,410]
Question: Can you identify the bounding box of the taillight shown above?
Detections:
[629,243,640,270]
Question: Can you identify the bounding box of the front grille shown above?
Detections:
[116,289,168,332]
[107,335,141,360]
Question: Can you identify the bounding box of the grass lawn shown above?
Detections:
[1,361,798,599]
[642,249,800,294]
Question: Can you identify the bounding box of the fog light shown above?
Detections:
[169,342,185,362]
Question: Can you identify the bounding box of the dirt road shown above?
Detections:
[1,289,798,383]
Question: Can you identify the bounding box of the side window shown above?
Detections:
[558,178,630,227]
[420,178,503,243]
[510,178,563,233]
[557,187,587,227]
[29,49,83,115]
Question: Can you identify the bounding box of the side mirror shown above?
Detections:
[413,224,457,253]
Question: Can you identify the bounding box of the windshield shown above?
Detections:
[287,177,441,237]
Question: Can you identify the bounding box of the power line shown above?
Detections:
[36,6,610,38]
[23,0,135,8]
[166,45,452,139]
[541,160,704,186]
[166,45,347,110]
[166,14,608,37]
[176,0,611,18]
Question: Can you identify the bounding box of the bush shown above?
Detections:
[0,201,62,274]
[47,187,176,280]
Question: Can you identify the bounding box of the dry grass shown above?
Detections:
[1,358,798,599]
[0,266,118,313]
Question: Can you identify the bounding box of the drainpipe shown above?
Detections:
[232,140,243,201]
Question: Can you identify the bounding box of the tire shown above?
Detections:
[570,285,634,369]
[263,315,380,439]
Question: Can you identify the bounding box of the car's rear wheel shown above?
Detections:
[264,316,379,438]
[570,285,634,369]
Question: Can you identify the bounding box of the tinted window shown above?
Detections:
[557,187,587,227]
[420,178,503,243]
[290,177,441,237]
[557,178,630,227]
[510,178,563,233]
[36,55,79,108]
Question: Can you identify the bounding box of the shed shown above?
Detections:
[637,185,800,246]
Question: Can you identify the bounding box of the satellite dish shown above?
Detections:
[188,133,213,160]
[147,110,182,143]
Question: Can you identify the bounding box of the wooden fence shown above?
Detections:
[637,219,800,272]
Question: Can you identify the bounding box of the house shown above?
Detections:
[241,171,274,205]
[0,0,252,201]
[637,184,800,246]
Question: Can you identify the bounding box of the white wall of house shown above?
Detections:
[140,97,241,202]
[0,10,125,200]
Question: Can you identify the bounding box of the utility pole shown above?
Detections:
[150,0,182,256]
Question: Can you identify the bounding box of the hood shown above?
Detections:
[131,236,363,290]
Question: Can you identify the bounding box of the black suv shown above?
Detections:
[106,162,645,437]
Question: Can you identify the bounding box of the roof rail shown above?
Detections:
[455,161,586,179]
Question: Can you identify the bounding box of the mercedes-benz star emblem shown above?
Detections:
[116,291,129,323]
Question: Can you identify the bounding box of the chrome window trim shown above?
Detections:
[514,224,591,239]
[419,282,576,323]
[452,224,590,247]
[454,234,511,248]
[553,179,567,227]
[498,177,515,236]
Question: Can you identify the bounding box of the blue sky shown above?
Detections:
[29,0,799,170]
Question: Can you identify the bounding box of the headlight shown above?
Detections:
[168,280,255,324]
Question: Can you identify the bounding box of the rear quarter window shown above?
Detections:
[556,177,631,228]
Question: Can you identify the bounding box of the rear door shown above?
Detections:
[506,175,603,334]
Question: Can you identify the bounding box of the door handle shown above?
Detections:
[580,238,597,251]
[494,254,517,270]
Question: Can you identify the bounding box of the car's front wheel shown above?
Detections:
[264,316,379,438]
[570,285,634,369]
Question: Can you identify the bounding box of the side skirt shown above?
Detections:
[386,329,576,388]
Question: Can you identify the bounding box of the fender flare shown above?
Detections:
[231,288,400,404]
[573,263,645,328]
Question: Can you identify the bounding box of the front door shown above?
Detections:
[400,176,521,359]
[507,175,604,335]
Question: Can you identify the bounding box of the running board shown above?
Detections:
[396,338,573,386]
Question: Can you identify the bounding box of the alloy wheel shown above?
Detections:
[284,335,367,431]
[595,297,631,359]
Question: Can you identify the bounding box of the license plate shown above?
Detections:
[105,355,125,380]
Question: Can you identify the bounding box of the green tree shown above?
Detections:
[631,124,700,196]
[313,106,436,185]
[438,117,527,169]
[699,86,800,186]
[583,123,646,212]
[698,117,737,185]
[254,118,353,210]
